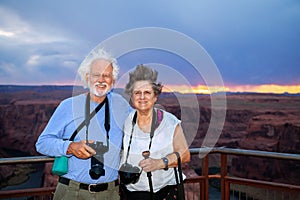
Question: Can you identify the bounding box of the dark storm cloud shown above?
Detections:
[0,0,299,86]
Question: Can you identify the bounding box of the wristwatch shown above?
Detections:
[162,157,168,170]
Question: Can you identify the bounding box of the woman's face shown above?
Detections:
[131,80,157,112]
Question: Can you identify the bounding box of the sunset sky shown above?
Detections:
[0,0,300,94]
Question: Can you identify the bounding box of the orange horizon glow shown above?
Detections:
[162,84,300,94]
[5,83,299,94]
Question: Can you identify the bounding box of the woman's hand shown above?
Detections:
[138,157,164,172]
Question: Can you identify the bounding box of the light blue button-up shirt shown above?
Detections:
[36,91,132,184]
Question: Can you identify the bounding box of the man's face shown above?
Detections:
[86,59,114,97]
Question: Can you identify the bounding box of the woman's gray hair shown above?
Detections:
[125,64,163,96]
[78,48,120,88]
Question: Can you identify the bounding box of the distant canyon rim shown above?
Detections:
[0,86,299,188]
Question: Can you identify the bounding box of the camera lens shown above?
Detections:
[88,142,108,179]
[119,163,141,184]
[90,156,105,179]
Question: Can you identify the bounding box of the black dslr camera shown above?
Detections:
[88,142,108,179]
[119,163,141,184]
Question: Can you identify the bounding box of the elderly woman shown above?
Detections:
[119,64,190,200]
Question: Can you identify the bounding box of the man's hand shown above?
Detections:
[67,140,96,159]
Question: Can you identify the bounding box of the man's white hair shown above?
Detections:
[78,48,120,88]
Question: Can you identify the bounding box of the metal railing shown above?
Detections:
[1,147,300,199]
[191,148,300,200]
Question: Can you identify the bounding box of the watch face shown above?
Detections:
[162,157,168,170]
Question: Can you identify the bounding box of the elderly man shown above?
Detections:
[36,48,132,200]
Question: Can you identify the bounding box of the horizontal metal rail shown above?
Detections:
[1,147,300,200]
[190,147,300,161]
[226,176,300,191]
[1,147,300,165]
[0,187,56,198]
[0,155,54,165]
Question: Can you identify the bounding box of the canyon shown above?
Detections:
[0,85,299,188]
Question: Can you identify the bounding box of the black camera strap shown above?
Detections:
[123,112,137,164]
[173,152,185,200]
[85,93,110,147]
[148,108,157,150]
[69,93,110,143]
[124,108,161,164]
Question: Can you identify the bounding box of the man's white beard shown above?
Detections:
[90,82,111,97]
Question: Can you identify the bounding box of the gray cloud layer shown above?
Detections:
[0,0,299,86]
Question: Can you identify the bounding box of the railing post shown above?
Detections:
[221,154,229,200]
[202,155,209,200]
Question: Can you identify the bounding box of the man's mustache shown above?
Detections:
[94,82,108,87]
